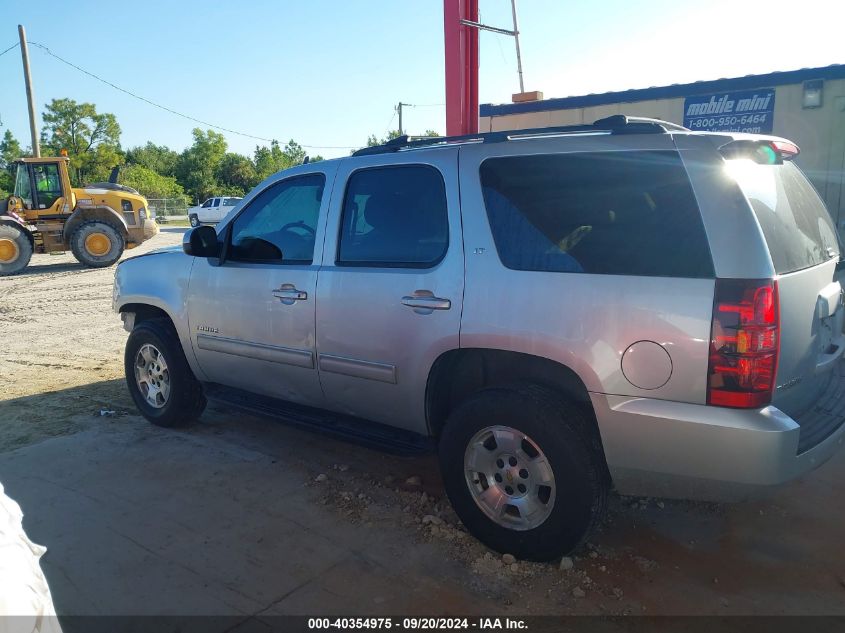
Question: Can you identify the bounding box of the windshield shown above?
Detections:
[727,160,839,274]
[13,164,33,208]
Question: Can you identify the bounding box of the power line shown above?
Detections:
[0,42,19,58]
[26,40,357,150]
[381,110,397,137]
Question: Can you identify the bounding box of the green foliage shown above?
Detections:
[253,139,310,181]
[125,142,179,177]
[365,129,440,148]
[40,98,123,185]
[120,165,188,204]
[0,130,23,168]
[176,128,228,202]
[216,152,257,195]
[0,130,22,197]
[15,97,330,204]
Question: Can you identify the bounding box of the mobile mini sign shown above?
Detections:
[683,88,776,134]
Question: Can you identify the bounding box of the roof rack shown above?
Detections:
[353,115,689,156]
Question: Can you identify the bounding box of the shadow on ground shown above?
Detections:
[1,379,844,621]
[0,379,131,451]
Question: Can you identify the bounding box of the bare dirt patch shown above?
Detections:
[0,229,185,448]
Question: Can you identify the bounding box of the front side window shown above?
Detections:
[13,164,33,208]
[229,174,325,263]
[337,165,448,267]
[201,199,213,208]
[479,151,714,278]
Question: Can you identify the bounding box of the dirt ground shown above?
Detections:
[1,229,845,620]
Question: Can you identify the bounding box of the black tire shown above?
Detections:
[70,221,125,268]
[0,223,33,276]
[438,386,608,561]
[124,318,206,427]
[189,214,200,227]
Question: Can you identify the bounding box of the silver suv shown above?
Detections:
[114,116,845,561]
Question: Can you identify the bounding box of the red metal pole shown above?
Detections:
[444,0,479,136]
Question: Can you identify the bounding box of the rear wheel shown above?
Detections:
[0,223,33,276]
[71,221,124,268]
[125,318,206,427]
[438,386,608,561]
[189,214,200,227]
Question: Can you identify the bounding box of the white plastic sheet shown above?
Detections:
[0,483,62,633]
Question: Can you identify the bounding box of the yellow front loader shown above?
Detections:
[0,156,158,276]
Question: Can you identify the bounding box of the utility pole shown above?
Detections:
[397,102,406,136]
[18,25,40,157]
[510,0,525,94]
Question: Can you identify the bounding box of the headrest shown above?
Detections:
[363,192,402,229]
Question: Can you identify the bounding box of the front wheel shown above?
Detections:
[438,386,608,561]
[189,214,200,227]
[71,221,124,268]
[0,223,33,276]
[125,318,206,427]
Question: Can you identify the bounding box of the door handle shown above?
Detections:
[401,295,451,310]
[272,287,307,301]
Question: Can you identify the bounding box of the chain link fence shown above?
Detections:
[146,198,189,221]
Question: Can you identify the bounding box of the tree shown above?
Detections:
[120,164,188,202]
[364,129,439,149]
[216,152,257,195]
[175,128,228,202]
[0,130,24,197]
[253,139,312,181]
[125,142,179,177]
[0,130,23,168]
[40,98,122,185]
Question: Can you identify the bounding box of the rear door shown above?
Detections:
[730,159,843,420]
[315,150,463,434]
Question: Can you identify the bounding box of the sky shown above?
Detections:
[1,0,843,160]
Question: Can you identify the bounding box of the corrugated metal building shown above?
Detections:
[480,65,845,232]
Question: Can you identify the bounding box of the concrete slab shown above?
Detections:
[0,419,493,619]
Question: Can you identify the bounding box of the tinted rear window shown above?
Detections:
[479,151,714,278]
[728,160,838,274]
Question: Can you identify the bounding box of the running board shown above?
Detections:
[203,383,434,455]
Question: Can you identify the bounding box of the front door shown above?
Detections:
[316,151,464,434]
[31,162,66,213]
[187,168,334,406]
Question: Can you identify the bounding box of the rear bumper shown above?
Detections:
[592,376,845,501]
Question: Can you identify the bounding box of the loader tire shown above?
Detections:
[0,223,33,276]
[71,221,124,268]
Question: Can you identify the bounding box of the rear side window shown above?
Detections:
[479,151,714,278]
[337,165,448,267]
[728,160,838,274]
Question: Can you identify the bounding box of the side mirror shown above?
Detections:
[183,225,220,258]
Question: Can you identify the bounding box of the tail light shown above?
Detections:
[719,139,800,164]
[707,279,779,408]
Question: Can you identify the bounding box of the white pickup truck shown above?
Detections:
[187,196,242,227]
